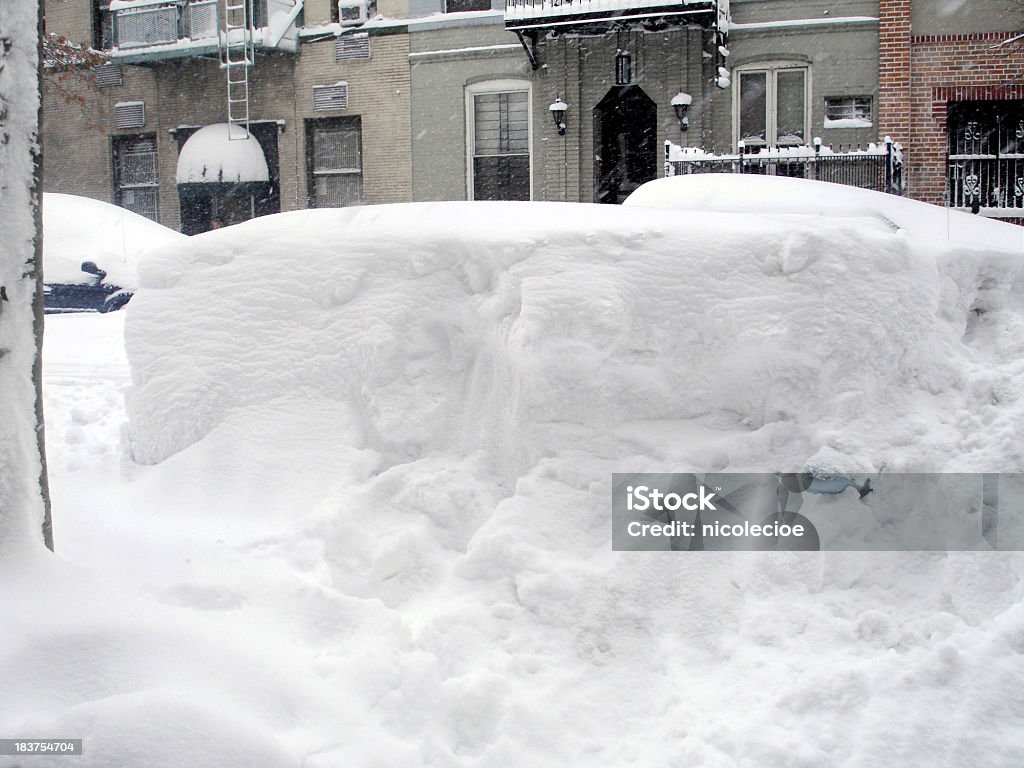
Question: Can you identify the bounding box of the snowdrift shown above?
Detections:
[127,198,1024,474]
[15,191,1020,767]
[42,193,185,288]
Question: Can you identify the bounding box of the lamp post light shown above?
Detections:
[549,97,568,136]
[671,90,692,132]
[614,49,632,85]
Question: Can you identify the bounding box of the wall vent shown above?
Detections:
[114,101,146,129]
[313,83,349,112]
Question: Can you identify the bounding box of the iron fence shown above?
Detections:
[664,138,904,196]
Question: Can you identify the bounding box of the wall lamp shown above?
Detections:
[671,90,692,132]
[549,97,568,136]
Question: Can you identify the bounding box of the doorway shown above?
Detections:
[594,86,657,204]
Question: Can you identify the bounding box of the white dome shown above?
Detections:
[176,123,269,184]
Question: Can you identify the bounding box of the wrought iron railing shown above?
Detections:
[664,138,904,195]
[505,0,717,22]
[947,111,1024,214]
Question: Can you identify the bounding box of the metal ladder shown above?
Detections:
[222,0,254,139]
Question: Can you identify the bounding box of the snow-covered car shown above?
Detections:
[43,260,133,314]
[42,192,185,313]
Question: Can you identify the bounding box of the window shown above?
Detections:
[735,64,809,148]
[113,134,159,222]
[947,100,1024,211]
[307,118,362,208]
[824,96,873,128]
[446,0,492,11]
[466,82,531,201]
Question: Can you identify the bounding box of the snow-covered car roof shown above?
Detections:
[624,174,1024,252]
[42,192,186,289]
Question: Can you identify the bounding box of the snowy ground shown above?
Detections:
[4,188,1024,766]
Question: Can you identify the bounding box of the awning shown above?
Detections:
[176,123,270,185]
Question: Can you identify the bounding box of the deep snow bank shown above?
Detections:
[11,194,1024,766]
[127,200,1024,473]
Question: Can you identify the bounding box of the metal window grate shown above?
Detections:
[93,63,123,88]
[188,0,218,40]
[313,84,349,112]
[335,35,370,61]
[115,4,179,48]
[311,122,362,207]
[825,96,873,123]
[114,101,146,129]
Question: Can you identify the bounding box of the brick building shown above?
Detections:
[878,0,1024,219]
[41,0,1024,230]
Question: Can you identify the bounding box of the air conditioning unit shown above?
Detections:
[337,0,367,26]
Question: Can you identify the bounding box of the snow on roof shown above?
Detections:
[175,124,270,185]
[42,193,185,288]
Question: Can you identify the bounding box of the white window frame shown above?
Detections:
[732,62,812,148]
[464,79,533,201]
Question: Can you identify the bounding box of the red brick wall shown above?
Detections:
[878,0,913,146]
[908,32,1024,207]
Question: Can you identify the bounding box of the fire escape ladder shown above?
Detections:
[223,0,254,138]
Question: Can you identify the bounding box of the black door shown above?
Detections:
[594,86,658,204]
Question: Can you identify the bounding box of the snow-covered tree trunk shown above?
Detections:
[0,0,53,552]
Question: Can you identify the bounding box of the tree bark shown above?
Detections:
[0,0,53,552]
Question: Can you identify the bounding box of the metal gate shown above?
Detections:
[947,100,1024,213]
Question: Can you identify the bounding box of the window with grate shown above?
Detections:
[469,89,530,201]
[307,118,362,208]
[113,134,159,221]
[824,96,873,127]
[947,99,1024,210]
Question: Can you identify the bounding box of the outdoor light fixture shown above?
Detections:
[671,91,692,132]
[615,49,632,85]
[549,97,568,136]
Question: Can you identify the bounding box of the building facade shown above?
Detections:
[41,0,1024,230]
[879,0,1024,219]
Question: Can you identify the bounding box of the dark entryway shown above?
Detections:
[175,121,281,235]
[594,86,657,204]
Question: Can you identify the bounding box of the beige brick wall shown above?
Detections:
[44,0,94,44]
[294,34,413,206]
[42,29,413,231]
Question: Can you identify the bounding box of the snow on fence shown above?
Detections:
[665,138,904,196]
[504,0,718,23]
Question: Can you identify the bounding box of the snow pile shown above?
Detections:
[6,186,1024,766]
[176,124,270,185]
[42,193,185,288]
[127,198,1024,474]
